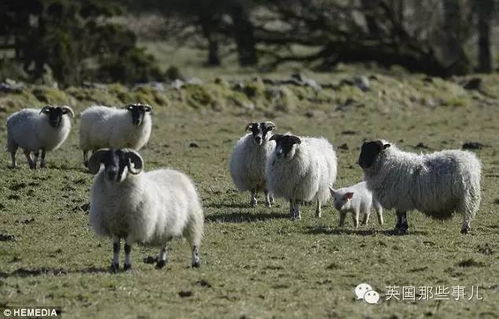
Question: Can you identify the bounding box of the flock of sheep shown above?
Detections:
[5,103,482,271]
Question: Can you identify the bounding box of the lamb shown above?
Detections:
[330,181,384,228]
[358,140,481,234]
[6,105,74,169]
[88,148,203,271]
[229,121,276,207]
[266,133,337,219]
[79,103,152,167]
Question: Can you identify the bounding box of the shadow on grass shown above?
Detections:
[0,266,109,278]
[206,202,254,209]
[206,211,289,223]
[305,226,428,236]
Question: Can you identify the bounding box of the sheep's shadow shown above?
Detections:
[305,226,428,236]
[0,266,109,279]
[206,202,255,209]
[206,211,289,223]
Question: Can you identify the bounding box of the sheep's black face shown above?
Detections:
[270,134,301,159]
[101,149,130,182]
[358,140,390,169]
[127,103,152,126]
[42,106,64,128]
[247,122,275,145]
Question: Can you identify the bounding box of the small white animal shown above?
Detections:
[88,148,203,272]
[330,182,383,227]
[6,105,74,169]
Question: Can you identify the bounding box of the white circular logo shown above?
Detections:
[354,283,373,299]
[4,309,11,317]
[364,290,381,304]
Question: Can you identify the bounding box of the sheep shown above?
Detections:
[358,140,481,234]
[229,121,276,207]
[6,105,74,169]
[329,181,384,228]
[88,148,203,271]
[79,103,152,167]
[266,133,337,219]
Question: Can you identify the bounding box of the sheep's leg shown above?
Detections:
[155,244,168,269]
[361,207,370,226]
[83,150,89,167]
[250,188,257,207]
[124,241,132,271]
[191,245,201,268]
[33,151,40,168]
[110,238,120,273]
[375,203,384,225]
[353,210,360,228]
[40,149,46,168]
[270,193,275,204]
[23,150,35,169]
[294,201,301,220]
[289,200,294,218]
[9,149,17,169]
[460,191,479,234]
[315,199,322,218]
[264,189,272,207]
[339,211,346,227]
[395,211,408,235]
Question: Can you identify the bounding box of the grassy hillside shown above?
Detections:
[0,70,498,318]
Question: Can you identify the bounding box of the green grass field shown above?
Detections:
[0,69,498,319]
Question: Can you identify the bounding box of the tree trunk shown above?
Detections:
[199,11,221,66]
[476,0,494,73]
[440,0,472,75]
[229,2,257,66]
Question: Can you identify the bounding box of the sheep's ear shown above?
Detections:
[344,192,354,200]
[88,149,109,174]
[291,136,301,145]
[126,150,143,175]
[40,106,51,114]
[61,106,75,118]
[329,187,336,196]
[269,134,281,141]
[264,121,276,130]
[144,105,152,113]
[245,123,255,131]
[383,144,391,150]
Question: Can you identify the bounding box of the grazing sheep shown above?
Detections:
[6,105,74,169]
[79,103,152,166]
[330,181,384,228]
[358,140,481,234]
[88,148,203,271]
[266,134,337,219]
[229,121,276,207]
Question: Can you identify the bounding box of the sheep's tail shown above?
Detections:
[5,132,17,153]
[184,201,204,248]
[460,157,482,231]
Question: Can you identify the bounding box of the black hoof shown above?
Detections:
[192,261,200,268]
[143,256,158,264]
[460,228,470,234]
[110,263,119,273]
[123,263,132,271]
[155,260,166,269]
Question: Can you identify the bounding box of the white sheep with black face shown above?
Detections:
[88,148,204,272]
[330,181,383,228]
[79,103,152,167]
[6,105,74,169]
[229,121,276,207]
[266,133,337,219]
[358,140,481,234]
